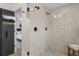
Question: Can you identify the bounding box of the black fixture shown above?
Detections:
[5,30,8,38]
[17,28,21,31]
[45,27,47,31]
[34,27,37,31]
[46,12,50,15]
[27,7,29,12]
[27,51,29,56]
[17,39,22,43]
[35,6,40,10]
[20,24,22,27]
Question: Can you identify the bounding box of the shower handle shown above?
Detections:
[5,30,8,38]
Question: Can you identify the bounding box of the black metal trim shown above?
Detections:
[3,19,15,23]
[17,39,22,42]
[17,28,21,31]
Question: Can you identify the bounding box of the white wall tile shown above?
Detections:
[49,4,79,55]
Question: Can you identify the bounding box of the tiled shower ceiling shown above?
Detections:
[40,3,68,10]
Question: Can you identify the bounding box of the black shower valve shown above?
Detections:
[27,7,30,12]
[35,6,40,10]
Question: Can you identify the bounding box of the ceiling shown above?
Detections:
[40,3,68,10]
[0,3,24,11]
[0,3,68,11]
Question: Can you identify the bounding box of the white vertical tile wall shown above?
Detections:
[21,4,29,56]
[28,4,52,56]
[22,3,79,56]
[48,4,79,55]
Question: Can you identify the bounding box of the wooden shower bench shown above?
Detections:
[67,44,79,56]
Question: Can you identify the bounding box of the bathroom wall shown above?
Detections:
[15,8,23,56]
[8,3,28,55]
[48,4,79,55]
[21,3,79,56]
[19,4,29,56]
[28,4,52,55]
